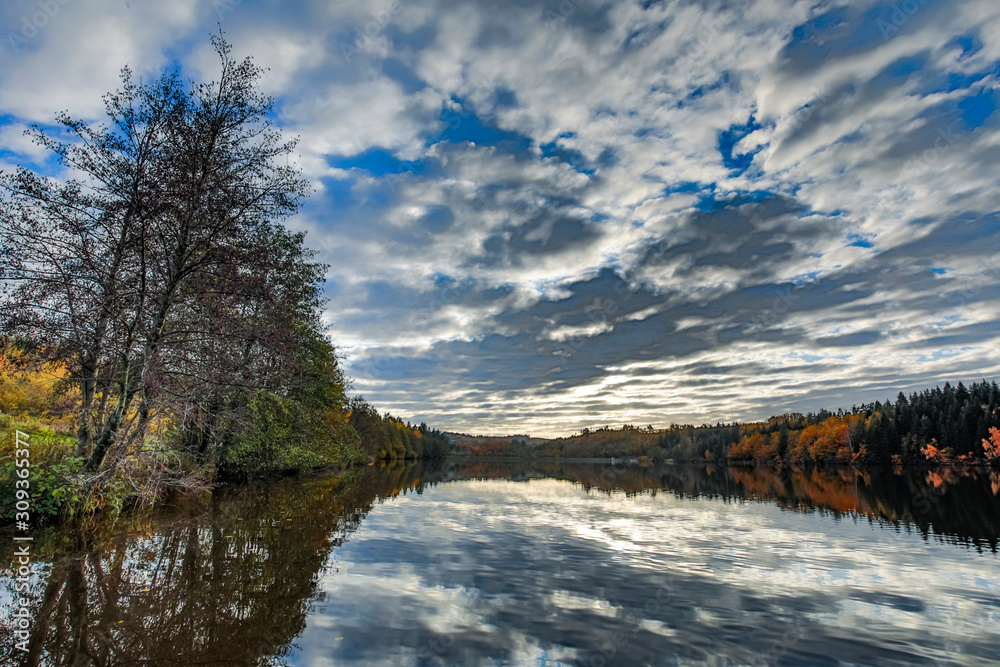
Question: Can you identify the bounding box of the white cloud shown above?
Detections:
[2,0,999,433]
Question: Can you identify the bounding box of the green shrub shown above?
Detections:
[0,453,84,522]
[1,413,83,523]
[217,391,362,480]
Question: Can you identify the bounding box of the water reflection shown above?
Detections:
[1,461,998,666]
[0,462,427,666]
[454,460,1000,551]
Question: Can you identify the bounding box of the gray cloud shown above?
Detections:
[2,0,999,435]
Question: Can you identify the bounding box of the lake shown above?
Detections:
[2,460,999,665]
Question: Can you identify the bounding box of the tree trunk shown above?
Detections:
[85,380,137,473]
[75,358,95,458]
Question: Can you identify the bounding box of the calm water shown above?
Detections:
[2,461,1000,666]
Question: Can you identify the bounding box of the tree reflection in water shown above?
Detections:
[2,462,425,666]
[1,459,997,665]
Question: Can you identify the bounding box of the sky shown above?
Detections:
[1,0,999,436]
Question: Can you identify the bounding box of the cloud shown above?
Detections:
[290,478,1000,664]
[2,0,999,435]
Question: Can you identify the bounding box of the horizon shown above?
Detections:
[2,0,999,436]
[441,376,1000,439]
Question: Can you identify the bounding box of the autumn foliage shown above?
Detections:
[476,381,1000,467]
[922,440,950,463]
[0,349,77,424]
[721,381,1000,466]
[983,427,1000,463]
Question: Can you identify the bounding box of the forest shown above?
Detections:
[0,37,446,524]
[455,380,1000,467]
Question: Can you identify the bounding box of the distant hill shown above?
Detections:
[443,380,1000,467]
[444,432,552,455]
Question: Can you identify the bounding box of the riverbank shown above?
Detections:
[6,410,998,529]
[0,411,444,527]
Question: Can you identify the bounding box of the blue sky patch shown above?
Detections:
[540,140,594,174]
[949,33,983,59]
[431,105,532,151]
[959,89,997,129]
[717,115,762,174]
[329,147,426,177]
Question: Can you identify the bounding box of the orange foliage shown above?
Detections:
[982,427,1000,462]
[719,405,1000,470]
[922,439,950,463]
[790,424,818,462]
[0,349,77,419]
[783,416,855,463]
[728,431,778,463]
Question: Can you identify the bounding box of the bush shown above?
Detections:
[217,391,363,480]
[0,421,83,521]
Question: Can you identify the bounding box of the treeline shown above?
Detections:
[347,396,451,461]
[727,381,1000,466]
[460,422,738,461]
[448,433,543,456]
[459,380,1000,467]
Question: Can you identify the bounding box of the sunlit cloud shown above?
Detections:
[1,0,998,435]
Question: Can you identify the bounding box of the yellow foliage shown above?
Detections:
[0,350,77,418]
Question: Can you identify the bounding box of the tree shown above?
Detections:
[0,35,315,474]
[983,427,1000,463]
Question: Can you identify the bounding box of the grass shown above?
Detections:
[0,412,83,522]
[0,412,77,452]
